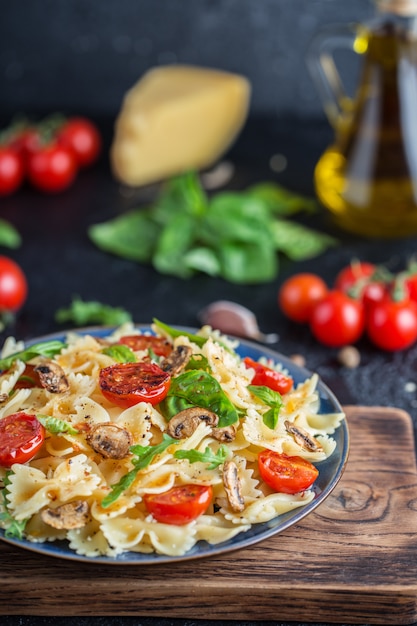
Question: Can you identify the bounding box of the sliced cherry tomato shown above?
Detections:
[0,256,28,311]
[278,273,328,323]
[27,141,77,193]
[118,335,173,358]
[0,146,24,196]
[366,294,417,351]
[309,290,365,347]
[258,449,318,494]
[334,261,376,293]
[144,484,213,525]
[0,412,45,467]
[99,362,171,408]
[13,364,41,389]
[244,357,293,394]
[57,117,101,168]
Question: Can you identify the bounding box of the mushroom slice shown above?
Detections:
[222,460,245,512]
[34,359,69,394]
[284,420,324,453]
[212,424,237,443]
[160,345,193,377]
[41,500,90,530]
[167,407,219,439]
[86,423,133,459]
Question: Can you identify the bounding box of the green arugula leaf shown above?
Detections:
[55,296,132,326]
[161,370,238,428]
[101,434,178,508]
[249,384,283,430]
[153,318,207,348]
[0,472,28,539]
[36,414,79,435]
[174,444,229,469]
[0,340,66,372]
[0,219,21,249]
[102,344,136,363]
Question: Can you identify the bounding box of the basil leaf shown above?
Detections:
[0,219,21,249]
[218,241,278,284]
[247,182,318,216]
[101,434,178,508]
[153,318,207,348]
[249,384,283,430]
[102,344,136,363]
[162,370,238,428]
[182,246,221,277]
[55,296,132,326]
[271,220,337,260]
[0,340,66,371]
[0,471,28,539]
[174,444,229,470]
[36,414,79,435]
[152,211,196,279]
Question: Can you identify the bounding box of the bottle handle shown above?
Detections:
[306,24,358,128]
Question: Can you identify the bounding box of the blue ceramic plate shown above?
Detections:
[0,325,349,564]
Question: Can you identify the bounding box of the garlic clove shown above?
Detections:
[197,300,279,344]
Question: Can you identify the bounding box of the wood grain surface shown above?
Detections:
[2,406,417,624]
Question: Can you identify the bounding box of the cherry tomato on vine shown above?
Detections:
[334,261,376,293]
[99,362,171,408]
[144,484,213,525]
[309,290,365,347]
[258,449,318,495]
[10,127,41,160]
[244,357,293,394]
[118,335,173,358]
[0,412,45,467]
[404,273,417,304]
[366,295,417,351]
[0,256,28,311]
[27,141,77,193]
[278,273,328,323]
[0,146,25,195]
[57,117,101,168]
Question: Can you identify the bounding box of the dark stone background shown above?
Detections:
[0,0,372,120]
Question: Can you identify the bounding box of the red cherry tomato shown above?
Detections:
[118,335,173,358]
[144,484,213,525]
[258,449,319,494]
[244,357,293,394]
[0,146,24,195]
[57,117,101,168]
[27,141,77,193]
[334,261,376,293]
[99,362,171,408]
[404,273,417,303]
[309,290,365,347]
[366,294,417,351]
[0,412,45,467]
[278,273,328,323]
[10,127,41,160]
[0,256,28,311]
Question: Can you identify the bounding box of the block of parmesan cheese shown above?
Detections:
[110,65,251,187]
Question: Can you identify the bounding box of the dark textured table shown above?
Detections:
[2,116,417,626]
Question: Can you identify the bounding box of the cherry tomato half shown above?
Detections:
[118,335,173,358]
[366,295,417,351]
[27,141,77,193]
[258,449,318,494]
[244,357,293,394]
[278,273,328,323]
[57,117,101,168]
[99,362,171,408]
[144,484,213,525]
[0,256,28,312]
[0,412,45,467]
[309,290,365,347]
[0,146,24,196]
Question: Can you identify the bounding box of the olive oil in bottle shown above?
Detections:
[309,1,417,237]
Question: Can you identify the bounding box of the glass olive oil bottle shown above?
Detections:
[308,0,417,237]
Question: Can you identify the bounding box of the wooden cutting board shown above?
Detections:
[2,406,417,625]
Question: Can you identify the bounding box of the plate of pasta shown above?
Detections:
[0,320,348,564]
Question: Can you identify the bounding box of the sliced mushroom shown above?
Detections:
[167,407,219,439]
[212,424,237,443]
[86,423,133,459]
[160,345,193,377]
[41,500,90,530]
[223,460,245,512]
[284,420,324,453]
[34,359,69,394]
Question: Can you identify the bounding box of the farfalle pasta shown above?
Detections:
[0,322,345,558]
